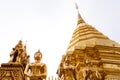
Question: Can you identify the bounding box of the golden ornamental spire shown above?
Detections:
[75,3,85,25]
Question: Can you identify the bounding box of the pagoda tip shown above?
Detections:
[75,3,79,10]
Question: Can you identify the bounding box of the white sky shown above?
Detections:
[0,0,120,77]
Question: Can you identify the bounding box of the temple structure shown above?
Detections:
[0,40,30,80]
[0,40,48,80]
[57,10,120,80]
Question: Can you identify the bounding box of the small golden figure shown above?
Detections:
[60,56,76,80]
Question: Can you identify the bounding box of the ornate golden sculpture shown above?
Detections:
[0,40,29,80]
[9,40,23,62]
[82,59,105,80]
[57,55,77,80]
[24,50,47,80]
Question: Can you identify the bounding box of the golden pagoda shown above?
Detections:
[57,9,120,80]
[0,40,30,80]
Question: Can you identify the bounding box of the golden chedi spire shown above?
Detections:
[75,3,85,25]
[77,11,85,25]
[67,3,120,51]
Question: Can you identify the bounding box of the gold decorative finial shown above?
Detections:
[25,40,27,46]
[38,49,40,53]
[75,3,78,10]
[75,3,85,25]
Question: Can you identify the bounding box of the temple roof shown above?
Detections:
[67,11,120,51]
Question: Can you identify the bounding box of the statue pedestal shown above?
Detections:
[0,63,25,80]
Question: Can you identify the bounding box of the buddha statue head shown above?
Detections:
[34,50,42,61]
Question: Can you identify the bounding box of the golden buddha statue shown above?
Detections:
[24,50,47,80]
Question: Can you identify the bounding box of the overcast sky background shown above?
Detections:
[0,0,120,77]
